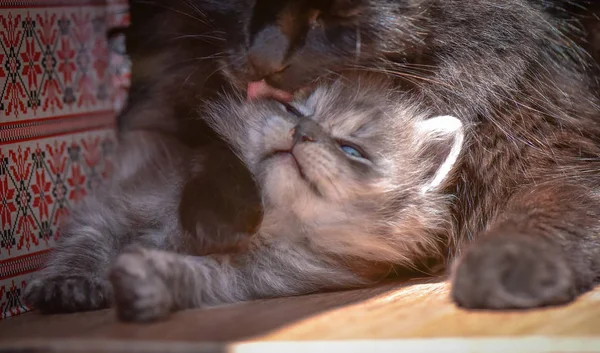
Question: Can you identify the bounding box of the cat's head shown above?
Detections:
[205,0,428,92]
[205,74,464,265]
[215,78,463,238]
[252,76,463,208]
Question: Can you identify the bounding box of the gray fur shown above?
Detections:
[25,75,463,320]
[25,131,201,313]
[110,75,464,321]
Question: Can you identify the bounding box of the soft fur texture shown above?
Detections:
[27,76,465,321]
[25,0,600,313]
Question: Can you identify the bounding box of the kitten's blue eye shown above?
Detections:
[340,145,365,159]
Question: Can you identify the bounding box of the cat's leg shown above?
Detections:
[451,183,600,309]
[24,195,129,313]
[24,131,185,314]
[109,239,362,322]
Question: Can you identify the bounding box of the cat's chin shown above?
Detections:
[221,64,316,102]
[267,152,319,195]
[270,151,304,177]
[247,80,293,101]
[261,152,322,209]
[246,80,317,102]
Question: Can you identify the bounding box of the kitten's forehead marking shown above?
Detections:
[294,84,394,141]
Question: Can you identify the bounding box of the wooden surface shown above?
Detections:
[1,279,600,352]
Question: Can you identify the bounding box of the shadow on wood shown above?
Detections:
[0,278,435,343]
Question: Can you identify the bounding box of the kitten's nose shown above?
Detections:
[293,119,322,144]
[248,26,288,79]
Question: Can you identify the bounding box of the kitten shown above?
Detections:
[26,0,600,312]
[107,75,464,321]
[25,75,463,321]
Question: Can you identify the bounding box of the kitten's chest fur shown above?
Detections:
[260,204,347,242]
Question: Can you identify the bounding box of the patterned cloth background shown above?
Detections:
[0,0,130,319]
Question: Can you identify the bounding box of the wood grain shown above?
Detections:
[1,280,599,352]
[260,281,600,340]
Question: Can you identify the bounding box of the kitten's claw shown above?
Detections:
[451,235,576,310]
[109,246,173,322]
[24,275,112,314]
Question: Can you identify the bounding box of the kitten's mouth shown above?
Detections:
[267,151,321,196]
[269,151,304,174]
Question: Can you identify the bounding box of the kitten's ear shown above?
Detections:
[415,115,464,193]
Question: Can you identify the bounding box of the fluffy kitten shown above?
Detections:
[27,76,463,321]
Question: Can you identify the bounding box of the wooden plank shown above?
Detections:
[3,337,600,353]
[259,281,600,340]
[1,280,599,352]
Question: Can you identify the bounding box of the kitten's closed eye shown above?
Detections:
[282,102,304,117]
[279,98,370,161]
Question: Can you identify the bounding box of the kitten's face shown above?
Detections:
[206,74,463,248]
[250,80,429,216]
[212,0,426,92]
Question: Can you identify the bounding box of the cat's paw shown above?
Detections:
[451,235,576,310]
[24,275,112,314]
[109,245,173,322]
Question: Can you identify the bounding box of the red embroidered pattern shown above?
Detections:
[0,1,130,123]
[0,1,129,318]
[0,130,116,318]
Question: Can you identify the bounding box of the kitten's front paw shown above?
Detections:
[109,246,173,322]
[451,235,576,310]
[24,275,112,314]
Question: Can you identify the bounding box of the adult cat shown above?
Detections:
[26,0,600,311]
